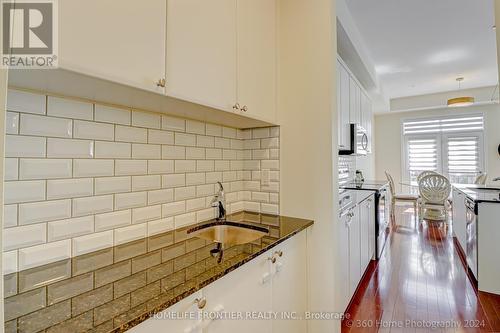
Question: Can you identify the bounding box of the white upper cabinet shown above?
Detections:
[166,0,237,112]
[236,0,277,123]
[349,76,361,124]
[337,60,351,149]
[166,0,277,123]
[59,0,167,93]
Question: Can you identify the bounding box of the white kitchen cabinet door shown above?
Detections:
[166,0,237,112]
[338,61,351,149]
[203,249,272,333]
[272,231,307,333]
[59,0,166,93]
[349,77,361,124]
[359,198,369,273]
[236,0,276,123]
[128,291,202,333]
[338,210,351,311]
[348,206,361,296]
[367,196,376,261]
[452,190,467,252]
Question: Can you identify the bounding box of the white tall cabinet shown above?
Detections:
[59,0,167,93]
[337,60,351,149]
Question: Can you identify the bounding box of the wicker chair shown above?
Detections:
[418,174,451,223]
[474,173,487,185]
[385,171,419,222]
[417,170,439,183]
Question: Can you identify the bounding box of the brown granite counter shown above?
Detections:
[3,211,313,333]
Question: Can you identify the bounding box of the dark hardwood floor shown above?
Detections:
[342,204,500,333]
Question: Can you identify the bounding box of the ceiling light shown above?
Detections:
[447,77,474,107]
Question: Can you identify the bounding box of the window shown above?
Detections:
[402,114,484,184]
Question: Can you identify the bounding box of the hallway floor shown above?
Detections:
[342,204,500,332]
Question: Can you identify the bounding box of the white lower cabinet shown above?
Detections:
[129,231,307,332]
[348,205,361,296]
[452,189,467,251]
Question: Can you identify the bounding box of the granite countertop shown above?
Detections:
[3,211,313,333]
[340,179,389,192]
[453,184,500,204]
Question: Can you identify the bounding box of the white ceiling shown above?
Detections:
[345,0,498,100]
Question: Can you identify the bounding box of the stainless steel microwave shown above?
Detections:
[339,124,368,156]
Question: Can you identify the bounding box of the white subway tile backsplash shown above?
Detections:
[47,178,93,200]
[132,110,161,129]
[222,127,237,139]
[95,176,131,195]
[3,251,18,275]
[3,224,46,251]
[6,112,19,134]
[147,189,174,205]
[132,175,161,191]
[95,141,131,159]
[74,159,114,177]
[20,114,72,138]
[5,158,18,181]
[115,160,147,176]
[47,138,94,158]
[115,125,147,143]
[72,195,114,217]
[132,205,161,224]
[174,186,196,201]
[72,231,114,256]
[47,96,93,120]
[147,218,174,236]
[162,201,186,217]
[6,135,46,157]
[162,174,185,188]
[19,199,71,225]
[214,137,230,149]
[7,90,45,115]
[205,124,222,137]
[95,210,131,231]
[175,160,196,173]
[132,143,161,159]
[74,120,114,140]
[175,133,196,146]
[174,212,196,228]
[115,192,147,210]
[114,224,147,245]
[186,120,205,134]
[4,90,279,272]
[48,216,94,242]
[19,240,72,270]
[161,115,185,132]
[186,147,205,159]
[148,129,174,145]
[148,160,174,175]
[186,173,205,186]
[95,105,131,125]
[162,145,185,159]
[4,205,18,228]
[19,159,72,180]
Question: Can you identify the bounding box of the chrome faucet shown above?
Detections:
[211,182,226,221]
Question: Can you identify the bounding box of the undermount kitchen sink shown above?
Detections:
[188,221,269,247]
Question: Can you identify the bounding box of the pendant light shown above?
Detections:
[447,77,474,107]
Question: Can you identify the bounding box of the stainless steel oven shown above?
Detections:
[465,197,478,280]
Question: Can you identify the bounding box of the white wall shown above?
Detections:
[375,104,500,190]
[277,0,339,331]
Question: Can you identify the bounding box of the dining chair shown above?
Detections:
[417,170,439,183]
[418,174,451,223]
[385,171,419,222]
[474,173,487,185]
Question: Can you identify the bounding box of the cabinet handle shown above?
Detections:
[274,250,283,257]
[232,103,241,111]
[241,105,248,112]
[155,78,166,88]
[194,297,207,309]
[268,255,277,264]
